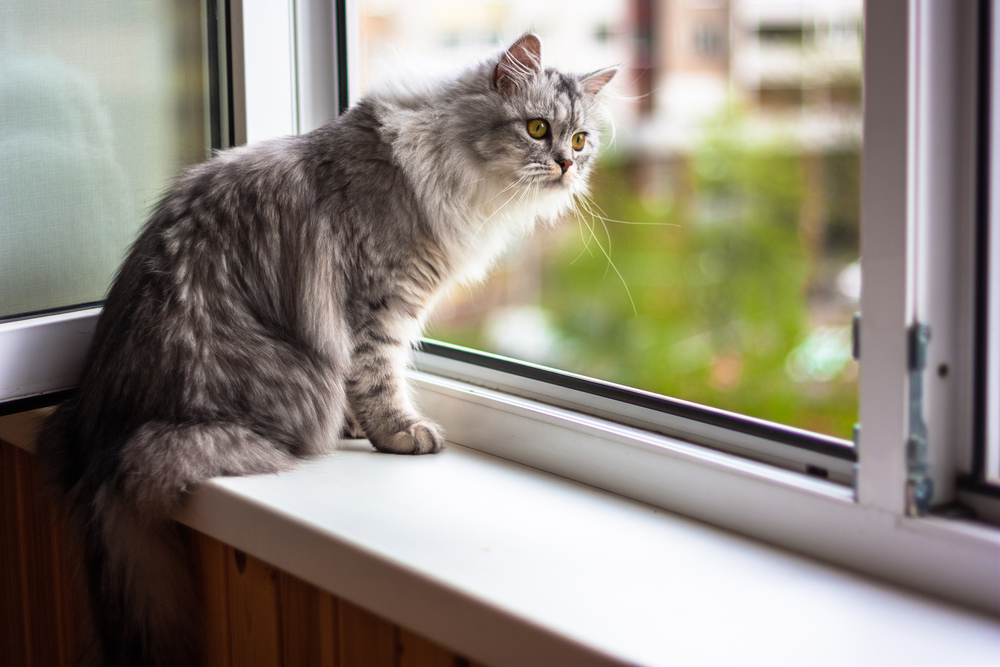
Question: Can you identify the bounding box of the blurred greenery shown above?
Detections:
[428,116,860,439]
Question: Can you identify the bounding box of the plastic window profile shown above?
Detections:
[413,341,856,485]
[958,0,1000,506]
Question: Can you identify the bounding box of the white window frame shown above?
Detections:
[1,0,998,615]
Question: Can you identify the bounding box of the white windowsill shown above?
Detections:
[3,410,998,667]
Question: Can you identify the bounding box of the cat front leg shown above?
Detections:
[346,319,443,455]
[341,406,367,439]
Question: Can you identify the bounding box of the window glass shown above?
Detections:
[357,0,862,439]
[0,0,208,319]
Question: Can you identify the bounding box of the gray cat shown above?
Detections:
[37,33,616,666]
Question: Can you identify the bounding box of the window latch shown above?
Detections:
[905,322,934,516]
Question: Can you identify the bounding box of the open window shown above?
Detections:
[355,0,862,483]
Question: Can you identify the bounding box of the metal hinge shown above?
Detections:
[905,322,934,516]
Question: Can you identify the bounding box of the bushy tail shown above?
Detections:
[80,498,199,666]
[37,413,296,667]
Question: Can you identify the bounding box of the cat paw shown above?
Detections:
[374,420,444,455]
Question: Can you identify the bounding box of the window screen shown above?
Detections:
[0,0,209,319]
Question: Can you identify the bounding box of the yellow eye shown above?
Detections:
[572,133,586,151]
[527,119,548,138]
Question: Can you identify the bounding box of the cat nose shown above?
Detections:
[556,158,574,174]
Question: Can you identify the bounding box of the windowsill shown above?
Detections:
[2,410,998,666]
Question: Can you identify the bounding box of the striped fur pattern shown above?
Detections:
[36,34,616,666]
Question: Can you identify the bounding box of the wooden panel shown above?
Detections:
[227,548,282,667]
[398,627,461,667]
[188,529,233,667]
[338,598,397,667]
[0,409,47,454]
[278,570,338,667]
[49,508,86,667]
[1,439,86,667]
[13,444,66,667]
[1,440,29,667]
[1,436,487,667]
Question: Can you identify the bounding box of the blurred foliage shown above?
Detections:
[428,118,860,439]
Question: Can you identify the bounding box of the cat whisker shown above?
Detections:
[529,181,543,232]
[578,192,679,227]
[457,173,501,188]
[468,174,531,245]
[568,201,596,265]
[532,181,542,226]
[575,196,636,315]
[510,176,537,235]
[577,195,612,259]
[479,173,530,207]
[573,196,599,258]
[515,174,535,209]
[578,191,609,217]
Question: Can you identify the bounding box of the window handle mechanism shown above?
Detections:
[905,322,934,516]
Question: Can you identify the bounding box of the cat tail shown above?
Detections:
[77,490,198,667]
[38,418,297,667]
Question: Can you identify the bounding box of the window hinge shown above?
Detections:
[905,322,934,516]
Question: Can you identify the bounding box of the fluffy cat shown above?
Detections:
[36,33,616,666]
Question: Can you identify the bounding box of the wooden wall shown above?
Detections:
[1,439,484,667]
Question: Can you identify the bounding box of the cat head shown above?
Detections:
[470,34,618,198]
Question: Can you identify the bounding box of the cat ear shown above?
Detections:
[580,66,620,96]
[494,33,543,96]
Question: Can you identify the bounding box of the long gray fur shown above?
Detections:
[36,33,616,666]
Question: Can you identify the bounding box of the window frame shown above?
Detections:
[413,340,857,485]
[0,0,998,614]
[968,0,1000,495]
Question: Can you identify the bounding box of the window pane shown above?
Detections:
[0,0,208,319]
[357,0,862,439]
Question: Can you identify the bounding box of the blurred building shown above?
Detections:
[629,0,862,155]
[357,0,862,156]
[356,0,631,94]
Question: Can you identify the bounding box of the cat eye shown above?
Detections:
[527,119,548,139]
[572,133,586,151]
